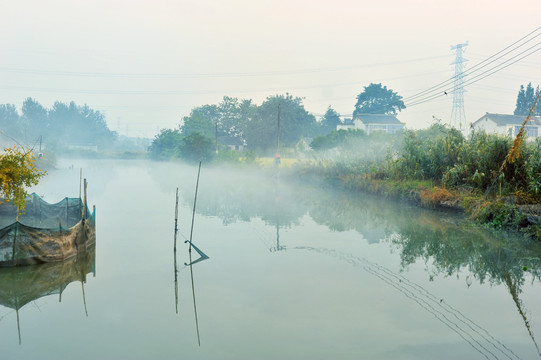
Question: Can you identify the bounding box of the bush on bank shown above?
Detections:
[295,123,541,238]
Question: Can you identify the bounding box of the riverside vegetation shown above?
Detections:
[294,122,541,240]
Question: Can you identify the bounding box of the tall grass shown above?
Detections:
[303,123,541,203]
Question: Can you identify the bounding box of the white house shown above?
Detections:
[471,113,541,140]
[337,114,404,135]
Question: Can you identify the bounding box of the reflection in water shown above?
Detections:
[388,222,541,357]
[173,239,209,347]
[173,162,209,346]
[0,245,95,344]
[168,165,541,357]
[504,274,541,357]
[294,246,522,360]
[270,169,285,253]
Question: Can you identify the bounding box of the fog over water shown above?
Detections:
[1,159,541,359]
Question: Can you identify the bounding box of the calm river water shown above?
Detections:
[2,159,541,360]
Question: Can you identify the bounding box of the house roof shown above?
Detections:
[356,114,402,125]
[474,113,541,127]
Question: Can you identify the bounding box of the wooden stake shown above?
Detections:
[188,162,202,253]
[174,187,179,251]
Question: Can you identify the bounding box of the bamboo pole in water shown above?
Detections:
[189,251,201,346]
[79,169,82,220]
[174,187,179,251]
[83,179,87,220]
[188,161,202,253]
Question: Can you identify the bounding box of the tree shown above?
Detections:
[320,106,341,134]
[514,83,540,116]
[0,146,47,220]
[0,104,22,139]
[244,94,317,152]
[310,129,366,151]
[353,83,405,117]
[21,97,48,140]
[216,96,254,145]
[181,105,218,139]
[179,132,214,163]
[48,101,117,147]
[148,128,183,160]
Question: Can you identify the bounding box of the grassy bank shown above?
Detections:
[290,123,541,240]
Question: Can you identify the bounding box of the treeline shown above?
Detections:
[0,98,117,149]
[149,94,331,161]
[148,84,406,162]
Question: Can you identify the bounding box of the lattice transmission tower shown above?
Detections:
[450,42,468,130]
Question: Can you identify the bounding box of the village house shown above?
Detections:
[470,113,541,140]
[336,114,404,135]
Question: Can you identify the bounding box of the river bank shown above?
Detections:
[288,161,541,240]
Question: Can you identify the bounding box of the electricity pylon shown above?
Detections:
[450,42,468,130]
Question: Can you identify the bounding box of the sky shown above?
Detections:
[1,0,540,138]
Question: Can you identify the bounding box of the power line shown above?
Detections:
[0,55,449,79]
[403,26,541,104]
[406,43,541,109]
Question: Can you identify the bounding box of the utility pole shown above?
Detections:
[450,42,468,130]
[274,104,281,166]
[215,122,218,154]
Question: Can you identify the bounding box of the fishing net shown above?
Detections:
[0,194,95,266]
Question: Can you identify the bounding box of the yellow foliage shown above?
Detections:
[0,146,47,219]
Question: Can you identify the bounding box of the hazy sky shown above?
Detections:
[1,0,540,138]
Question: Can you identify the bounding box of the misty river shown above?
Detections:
[2,159,541,360]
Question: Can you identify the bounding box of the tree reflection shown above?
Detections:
[170,165,541,353]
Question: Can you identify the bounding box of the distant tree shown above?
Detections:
[181,105,218,139]
[514,83,541,116]
[353,83,405,118]
[320,106,341,134]
[217,96,254,144]
[21,97,48,140]
[179,132,214,163]
[0,104,22,139]
[47,101,116,147]
[310,129,366,151]
[148,128,182,160]
[244,94,317,152]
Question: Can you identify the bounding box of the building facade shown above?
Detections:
[337,114,403,135]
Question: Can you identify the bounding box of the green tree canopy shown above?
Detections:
[148,128,183,160]
[21,97,48,139]
[514,83,540,116]
[181,105,218,139]
[320,106,341,134]
[353,83,405,118]
[0,104,22,139]
[179,132,214,163]
[244,94,317,152]
[310,129,366,151]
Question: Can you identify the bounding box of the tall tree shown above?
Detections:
[0,104,22,139]
[179,132,214,163]
[514,83,541,116]
[353,83,405,117]
[244,94,317,152]
[148,128,183,160]
[217,96,253,144]
[181,105,218,139]
[21,97,48,140]
[320,106,341,134]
